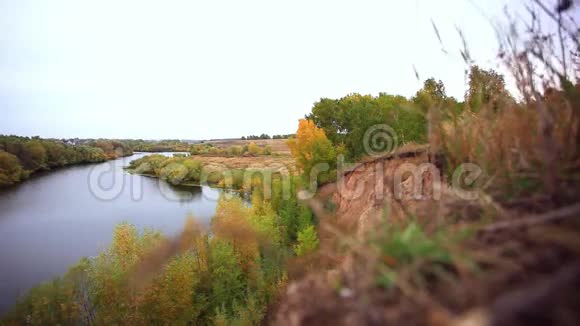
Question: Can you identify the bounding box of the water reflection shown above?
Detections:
[0,152,222,314]
[165,184,203,202]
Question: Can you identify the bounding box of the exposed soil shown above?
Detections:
[272,147,580,326]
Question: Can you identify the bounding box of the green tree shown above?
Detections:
[307,93,426,160]
[0,151,24,186]
[294,225,319,256]
[42,141,66,167]
[466,65,512,112]
[21,141,47,171]
[209,239,246,315]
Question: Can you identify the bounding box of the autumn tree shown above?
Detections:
[139,253,202,323]
[287,119,337,183]
[247,142,261,155]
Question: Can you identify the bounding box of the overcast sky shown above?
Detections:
[1,0,517,140]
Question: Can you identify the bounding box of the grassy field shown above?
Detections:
[205,138,291,155]
[186,155,295,172]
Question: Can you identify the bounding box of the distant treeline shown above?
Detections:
[190,142,272,156]
[241,134,294,140]
[121,139,191,152]
[0,135,133,187]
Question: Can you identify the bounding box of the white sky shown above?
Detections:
[0,0,520,139]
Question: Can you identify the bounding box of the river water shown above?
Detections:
[0,152,222,313]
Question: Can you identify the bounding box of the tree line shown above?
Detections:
[241,134,294,140]
[121,139,191,152]
[0,136,133,187]
[289,65,513,182]
[190,142,273,156]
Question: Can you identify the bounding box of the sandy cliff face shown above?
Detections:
[274,146,448,325]
[273,146,580,326]
[317,145,442,237]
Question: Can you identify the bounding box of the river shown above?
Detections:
[0,152,222,314]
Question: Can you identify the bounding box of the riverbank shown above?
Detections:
[0,136,134,188]
[0,152,134,189]
[125,153,296,189]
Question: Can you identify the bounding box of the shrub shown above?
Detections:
[294,225,319,256]
[373,222,473,288]
[247,142,261,155]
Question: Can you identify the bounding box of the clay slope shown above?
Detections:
[273,147,580,326]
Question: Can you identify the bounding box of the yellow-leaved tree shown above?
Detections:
[287,119,337,183]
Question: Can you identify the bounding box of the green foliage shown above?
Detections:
[209,239,246,314]
[0,135,134,187]
[232,294,265,326]
[272,133,294,139]
[379,223,453,265]
[21,141,47,170]
[294,225,319,256]
[86,140,133,160]
[263,145,272,155]
[4,259,91,325]
[0,151,24,186]
[244,134,271,140]
[306,93,427,160]
[374,222,474,288]
[182,158,203,180]
[466,65,513,112]
[189,142,272,156]
[128,154,286,190]
[269,177,317,245]
[139,253,203,323]
[122,139,191,152]
[160,161,190,185]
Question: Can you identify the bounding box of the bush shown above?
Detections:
[247,142,261,155]
[294,225,319,256]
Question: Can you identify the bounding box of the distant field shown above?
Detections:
[190,155,295,173]
[206,138,291,155]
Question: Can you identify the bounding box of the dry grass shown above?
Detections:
[206,139,291,155]
[440,93,579,207]
[190,155,295,173]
